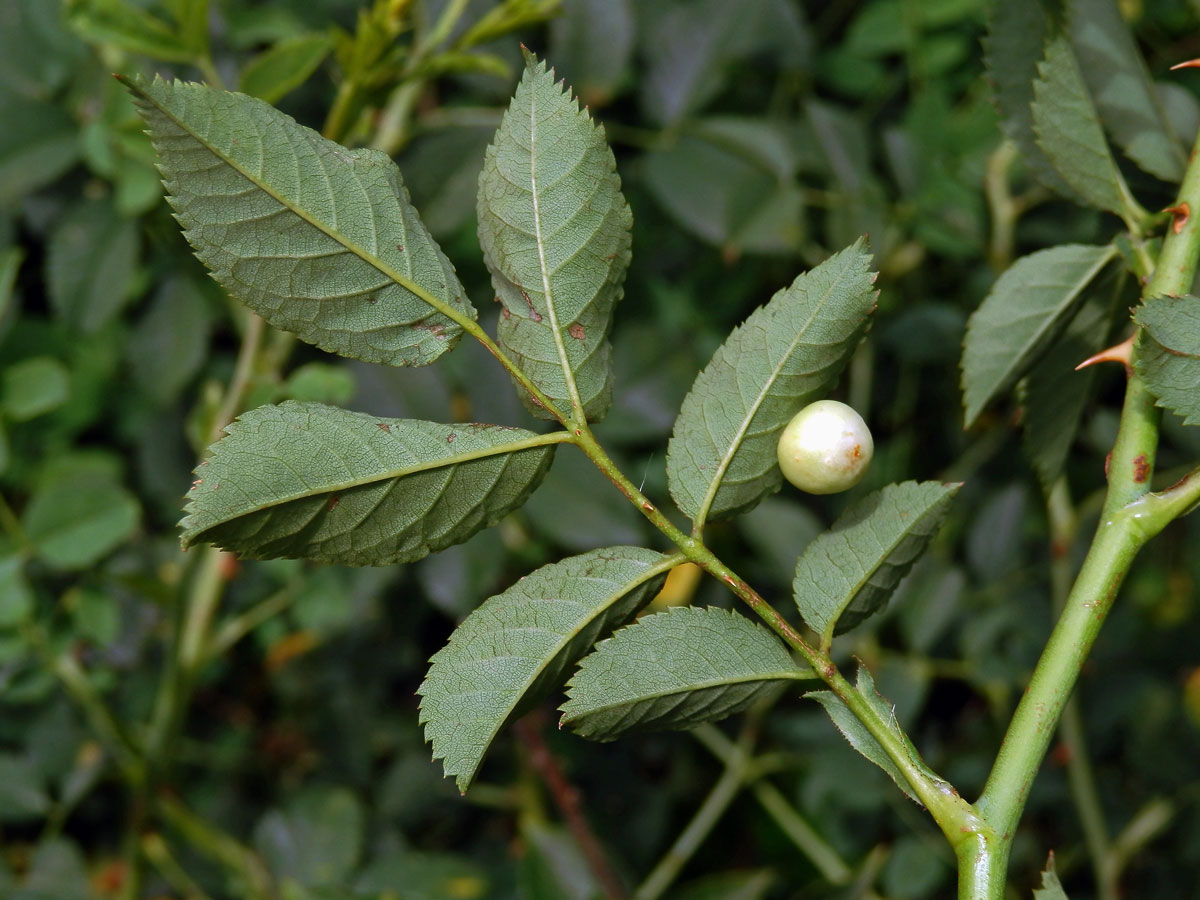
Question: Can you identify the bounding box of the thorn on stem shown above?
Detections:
[1076,334,1135,375]
[1170,59,1200,70]
[1164,202,1190,234]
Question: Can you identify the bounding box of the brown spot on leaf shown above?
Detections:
[396,244,404,252]
[530,309,543,323]
[447,432,456,443]
[568,323,585,340]
[377,423,391,433]
[327,495,340,511]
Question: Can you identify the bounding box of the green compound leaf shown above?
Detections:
[477,50,632,421]
[1134,295,1200,425]
[419,547,673,791]
[1031,34,1138,219]
[180,401,557,566]
[560,606,811,741]
[961,243,1115,427]
[125,76,472,367]
[1069,0,1185,183]
[808,666,942,804]
[983,0,1076,199]
[666,239,877,524]
[793,481,960,650]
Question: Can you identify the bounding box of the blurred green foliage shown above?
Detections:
[1,0,1198,898]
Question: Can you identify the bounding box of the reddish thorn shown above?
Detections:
[1164,202,1190,234]
[1171,59,1200,70]
[1075,334,1135,374]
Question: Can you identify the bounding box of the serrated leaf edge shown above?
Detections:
[694,237,876,525]
[122,75,474,343]
[419,548,678,791]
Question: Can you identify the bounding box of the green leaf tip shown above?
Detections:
[961,243,1116,427]
[560,605,812,741]
[181,401,556,566]
[125,75,472,368]
[418,547,675,791]
[666,237,878,523]
[793,480,961,648]
[478,45,631,421]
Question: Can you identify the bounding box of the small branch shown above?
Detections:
[693,725,856,886]
[513,713,625,900]
[210,312,265,443]
[633,721,759,900]
[142,832,216,900]
[155,793,274,900]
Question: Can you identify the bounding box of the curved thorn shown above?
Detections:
[1075,333,1135,374]
[1171,59,1200,70]
[1163,203,1190,235]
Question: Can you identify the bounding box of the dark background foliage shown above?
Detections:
[2,0,1199,897]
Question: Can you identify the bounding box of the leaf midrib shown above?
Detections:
[564,669,810,722]
[814,492,946,647]
[128,79,468,333]
[190,431,569,527]
[527,79,585,418]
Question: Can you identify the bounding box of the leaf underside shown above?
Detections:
[808,666,942,804]
[983,0,1077,198]
[1134,295,1200,425]
[793,481,961,646]
[560,606,811,741]
[961,243,1115,426]
[125,76,472,367]
[1068,0,1185,183]
[419,547,673,791]
[477,50,632,420]
[181,401,555,566]
[666,238,877,524]
[1021,293,1115,488]
[1031,34,1131,217]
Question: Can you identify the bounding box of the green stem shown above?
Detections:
[155,793,274,900]
[147,545,225,766]
[40,635,145,784]
[211,311,264,442]
[633,722,758,900]
[205,585,294,661]
[976,503,1155,844]
[1046,480,1117,900]
[142,832,216,900]
[693,725,854,886]
[322,81,363,144]
[970,124,1200,896]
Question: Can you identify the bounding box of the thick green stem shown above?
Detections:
[977,504,1153,841]
[969,125,1200,895]
[1047,480,1118,900]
